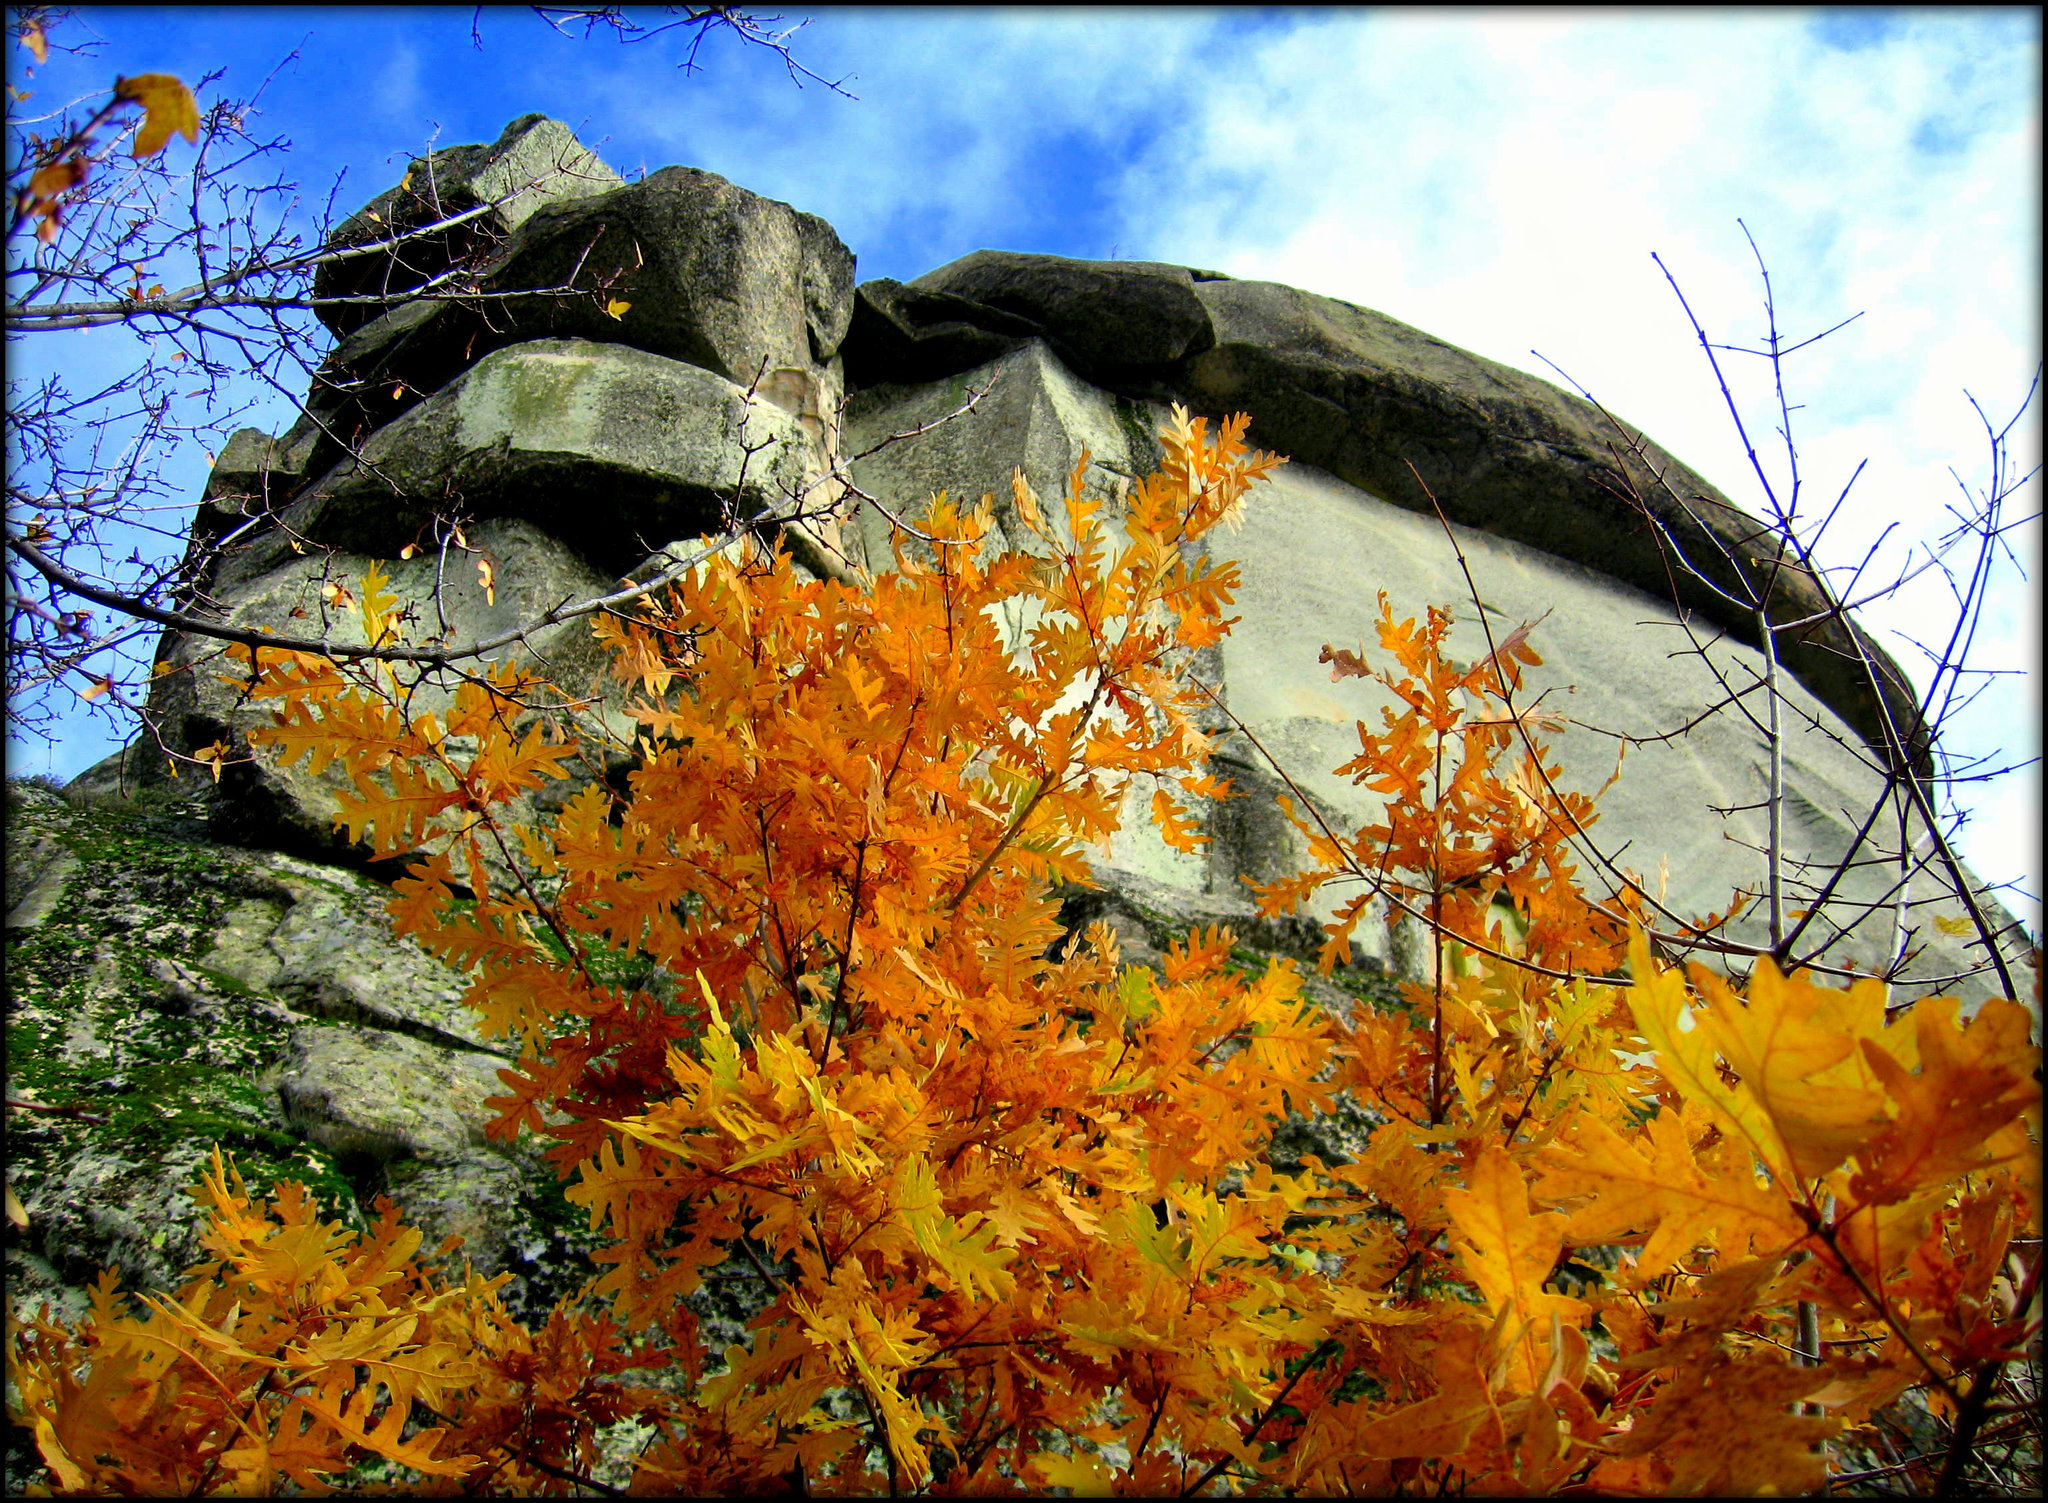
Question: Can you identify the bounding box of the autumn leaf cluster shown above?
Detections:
[7,410,2040,1495]
[10,58,199,247]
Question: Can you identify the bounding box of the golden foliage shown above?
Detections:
[9,408,2038,1494]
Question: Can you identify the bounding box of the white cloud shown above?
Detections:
[371,39,425,125]
[548,11,1232,276]
[1100,9,2039,932]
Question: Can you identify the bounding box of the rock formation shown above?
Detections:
[8,116,2024,1365]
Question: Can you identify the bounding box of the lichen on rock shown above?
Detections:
[1,779,602,1342]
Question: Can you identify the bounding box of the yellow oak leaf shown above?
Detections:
[1031,1449,1112,1494]
[115,73,200,158]
[1627,933,1880,1189]
[355,559,402,647]
[1848,995,2041,1204]
[1352,1387,1493,1460]
[1686,953,1892,1185]
[1445,1144,1587,1391]
[1536,1099,1802,1278]
[1151,787,1208,852]
[1604,1347,1837,1494]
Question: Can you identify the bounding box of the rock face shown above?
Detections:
[294,161,852,495]
[312,115,624,338]
[240,339,816,580]
[13,117,2026,1367]
[4,778,601,1334]
[864,253,1923,770]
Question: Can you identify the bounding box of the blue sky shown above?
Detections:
[6,7,2040,936]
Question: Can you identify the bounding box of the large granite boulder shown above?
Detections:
[841,336,2014,992]
[912,251,1217,381]
[312,113,623,337]
[232,338,815,584]
[301,163,855,483]
[156,340,843,864]
[844,338,1167,571]
[844,277,1048,390]
[478,163,857,381]
[202,118,857,554]
[150,123,858,862]
[144,515,630,864]
[1174,276,1923,772]
[848,252,1924,773]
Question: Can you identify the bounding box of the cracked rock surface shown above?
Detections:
[2,780,600,1340]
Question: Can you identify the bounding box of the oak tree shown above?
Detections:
[8,410,2038,1495]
